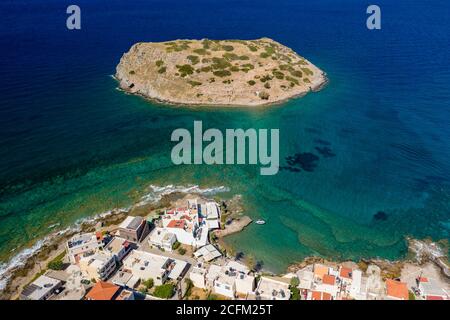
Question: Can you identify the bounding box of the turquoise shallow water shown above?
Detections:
[0,0,449,274]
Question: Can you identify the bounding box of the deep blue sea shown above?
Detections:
[0,0,449,275]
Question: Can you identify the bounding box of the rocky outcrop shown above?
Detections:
[116,38,327,106]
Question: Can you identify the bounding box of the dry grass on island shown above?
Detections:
[115,38,327,106]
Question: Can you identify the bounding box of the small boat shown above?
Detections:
[255,219,266,225]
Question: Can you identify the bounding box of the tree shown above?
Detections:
[184,278,193,298]
[290,287,300,300]
[47,259,64,270]
[153,283,175,299]
[290,277,300,288]
[142,278,154,290]
[178,247,186,255]
[290,277,300,300]
[172,241,181,250]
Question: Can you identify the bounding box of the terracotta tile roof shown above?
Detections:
[314,264,329,279]
[339,267,352,279]
[85,281,120,300]
[418,277,428,283]
[311,291,332,300]
[386,279,409,300]
[167,219,186,229]
[427,295,444,300]
[323,274,336,286]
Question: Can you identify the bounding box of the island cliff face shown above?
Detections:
[115,38,326,106]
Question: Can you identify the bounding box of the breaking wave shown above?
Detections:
[0,183,228,292]
[136,184,230,206]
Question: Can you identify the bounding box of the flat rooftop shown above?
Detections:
[119,216,144,230]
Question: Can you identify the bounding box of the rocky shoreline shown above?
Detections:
[1,187,448,299]
[115,38,327,107]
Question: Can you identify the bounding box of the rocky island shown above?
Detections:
[115,38,327,106]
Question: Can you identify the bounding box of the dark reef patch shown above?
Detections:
[314,138,331,146]
[315,146,336,158]
[373,211,388,221]
[281,152,320,173]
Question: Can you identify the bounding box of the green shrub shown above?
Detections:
[221,45,234,52]
[264,82,271,89]
[259,91,270,100]
[272,70,285,79]
[47,252,65,270]
[158,67,167,74]
[247,80,256,86]
[223,53,239,61]
[211,57,232,70]
[260,52,270,58]
[187,55,200,65]
[290,70,303,78]
[155,60,164,67]
[187,80,202,87]
[176,64,194,77]
[193,48,210,55]
[178,247,187,255]
[247,45,258,52]
[301,67,313,76]
[199,66,212,73]
[184,278,193,298]
[142,278,154,290]
[286,76,299,85]
[165,42,190,52]
[264,46,276,55]
[172,241,181,250]
[153,283,175,299]
[260,75,273,82]
[129,70,135,75]
[47,260,63,270]
[213,70,231,77]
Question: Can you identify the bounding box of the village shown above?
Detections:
[18,196,449,301]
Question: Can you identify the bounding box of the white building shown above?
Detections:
[255,276,291,300]
[66,233,100,264]
[418,278,449,300]
[160,200,221,249]
[201,202,221,230]
[214,272,236,298]
[148,228,177,251]
[349,270,368,300]
[194,244,222,262]
[104,237,132,262]
[20,275,62,300]
[79,252,117,281]
[190,265,208,289]
[297,269,314,291]
[122,250,188,286]
[206,261,255,299]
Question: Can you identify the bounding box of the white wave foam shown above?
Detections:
[0,207,129,292]
[136,184,230,206]
[0,183,228,292]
